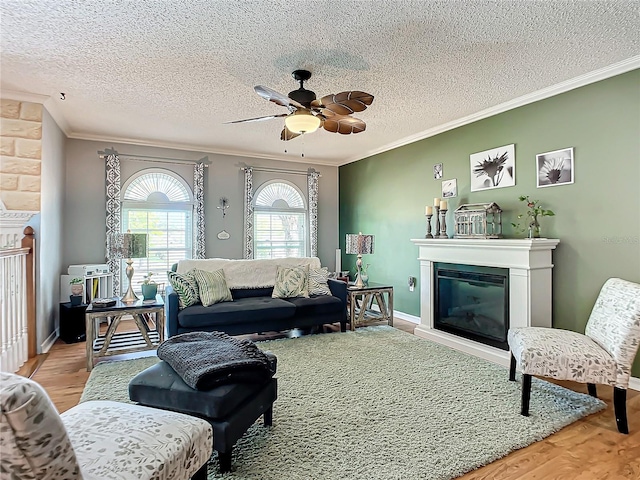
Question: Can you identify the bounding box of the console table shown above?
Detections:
[85,296,165,371]
[347,282,394,330]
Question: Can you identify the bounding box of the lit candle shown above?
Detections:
[440,200,448,210]
[434,197,440,206]
[425,206,433,215]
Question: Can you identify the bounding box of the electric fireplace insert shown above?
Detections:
[434,262,509,350]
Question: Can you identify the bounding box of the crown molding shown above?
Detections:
[0,209,37,228]
[5,56,637,169]
[0,200,37,247]
[0,89,72,135]
[42,97,71,135]
[0,89,49,104]
[68,131,340,167]
[339,55,640,166]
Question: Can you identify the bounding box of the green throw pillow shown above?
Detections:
[167,270,200,309]
[192,269,233,307]
[309,267,332,296]
[272,265,309,299]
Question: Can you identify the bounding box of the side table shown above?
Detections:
[85,295,165,371]
[59,302,88,343]
[347,282,394,331]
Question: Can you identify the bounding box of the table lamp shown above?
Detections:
[108,231,148,303]
[345,232,375,288]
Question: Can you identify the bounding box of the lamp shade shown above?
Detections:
[284,110,321,134]
[108,233,148,259]
[345,233,375,255]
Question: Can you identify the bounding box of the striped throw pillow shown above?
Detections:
[167,270,200,309]
[192,269,233,307]
[309,267,332,296]
[272,265,309,299]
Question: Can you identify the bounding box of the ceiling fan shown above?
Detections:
[226,70,374,141]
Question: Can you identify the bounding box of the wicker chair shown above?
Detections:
[508,277,640,434]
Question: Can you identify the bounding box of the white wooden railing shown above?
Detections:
[1,231,22,250]
[0,227,35,372]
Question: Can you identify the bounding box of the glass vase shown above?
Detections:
[528,222,541,238]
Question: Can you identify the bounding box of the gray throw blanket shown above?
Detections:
[157,331,272,390]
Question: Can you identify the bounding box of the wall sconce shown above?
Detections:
[217,197,231,240]
[217,197,229,218]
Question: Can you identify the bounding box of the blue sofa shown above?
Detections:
[166,276,347,337]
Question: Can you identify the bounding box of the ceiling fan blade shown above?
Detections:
[314,108,336,118]
[280,126,302,141]
[311,91,374,115]
[224,113,288,124]
[254,85,305,110]
[323,115,366,135]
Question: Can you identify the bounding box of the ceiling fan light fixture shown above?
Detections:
[284,110,321,134]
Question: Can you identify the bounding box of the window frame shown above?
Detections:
[253,179,309,259]
[120,168,195,291]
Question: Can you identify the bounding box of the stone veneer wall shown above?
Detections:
[0,99,42,212]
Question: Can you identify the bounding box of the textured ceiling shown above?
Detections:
[1,1,639,166]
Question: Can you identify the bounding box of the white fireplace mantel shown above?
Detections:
[410,238,560,367]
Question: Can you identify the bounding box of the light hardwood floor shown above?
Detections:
[22,319,640,479]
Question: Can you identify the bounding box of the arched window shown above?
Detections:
[253,180,308,258]
[121,169,194,290]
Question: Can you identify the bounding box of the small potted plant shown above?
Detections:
[69,277,84,305]
[360,264,371,286]
[512,195,555,238]
[139,272,158,301]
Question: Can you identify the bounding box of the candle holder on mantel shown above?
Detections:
[425,213,434,238]
[438,207,449,238]
[432,206,440,238]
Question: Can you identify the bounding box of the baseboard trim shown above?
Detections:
[393,310,420,324]
[393,309,640,391]
[41,329,59,354]
[366,303,420,325]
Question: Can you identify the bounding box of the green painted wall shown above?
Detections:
[339,70,640,376]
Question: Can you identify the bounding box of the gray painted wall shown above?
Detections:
[63,139,339,274]
[37,108,66,351]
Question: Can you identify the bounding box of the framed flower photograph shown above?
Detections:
[442,178,457,198]
[470,144,516,192]
[433,163,443,179]
[536,147,574,188]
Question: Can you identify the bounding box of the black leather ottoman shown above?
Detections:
[129,357,277,473]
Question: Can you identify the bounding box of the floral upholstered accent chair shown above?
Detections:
[0,373,213,479]
[0,372,82,479]
[508,277,640,434]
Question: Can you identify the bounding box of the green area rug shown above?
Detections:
[81,326,605,480]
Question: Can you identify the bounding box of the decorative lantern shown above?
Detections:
[454,202,503,239]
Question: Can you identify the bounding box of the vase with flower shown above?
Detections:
[512,195,555,238]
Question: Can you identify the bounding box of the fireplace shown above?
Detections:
[434,263,509,350]
[410,238,559,366]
